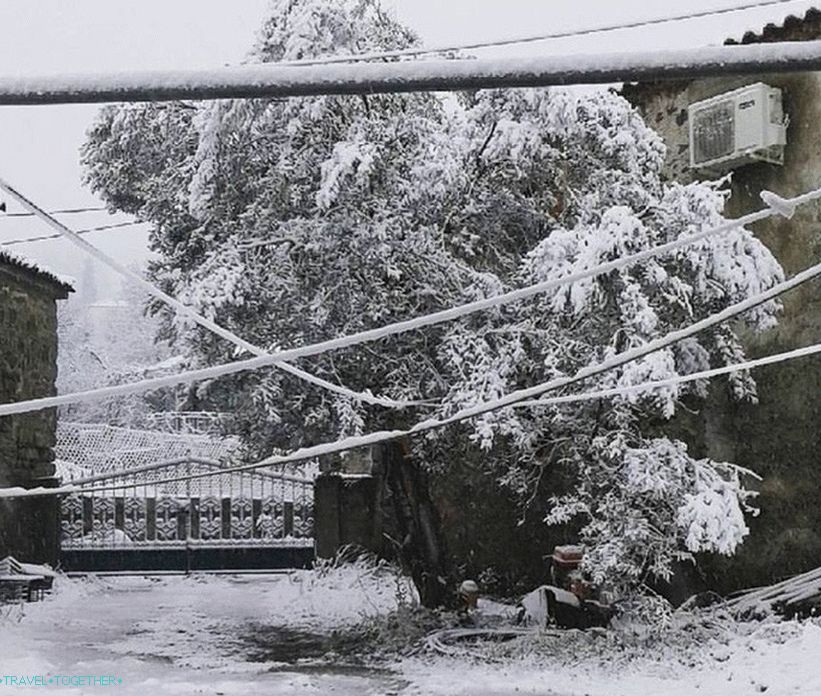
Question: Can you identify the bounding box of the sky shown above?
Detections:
[0,0,816,297]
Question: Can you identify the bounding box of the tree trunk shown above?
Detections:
[380,438,453,608]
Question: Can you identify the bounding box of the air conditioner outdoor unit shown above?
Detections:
[688,82,787,171]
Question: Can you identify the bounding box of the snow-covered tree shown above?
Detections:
[82,0,452,454]
[81,0,784,597]
[57,270,176,426]
[430,89,782,590]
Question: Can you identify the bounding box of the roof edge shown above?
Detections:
[0,249,75,297]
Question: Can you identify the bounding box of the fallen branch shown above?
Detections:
[726,566,821,616]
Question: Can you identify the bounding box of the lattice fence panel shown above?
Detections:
[56,421,240,477]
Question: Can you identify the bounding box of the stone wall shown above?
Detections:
[0,264,66,564]
[625,64,821,592]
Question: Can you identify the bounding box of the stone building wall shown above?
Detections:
[0,260,70,564]
[623,12,821,592]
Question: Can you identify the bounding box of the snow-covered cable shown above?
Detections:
[0,176,422,410]
[3,40,821,104]
[514,341,821,409]
[1,184,819,418]
[64,456,312,487]
[0,205,108,218]
[6,259,821,499]
[279,0,797,67]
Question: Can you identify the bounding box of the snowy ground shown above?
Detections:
[402,619,821,695]
[0,567,413,695]
[2,569,821,695]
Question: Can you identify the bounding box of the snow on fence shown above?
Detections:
[55,420,240,476]
[60,457,314,550]
[142,410,234,436]
[55,421,315,550]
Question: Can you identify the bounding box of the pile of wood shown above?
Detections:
[726,566,821,618]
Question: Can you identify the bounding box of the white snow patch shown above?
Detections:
[402,617,821,695]
[5,570,821,694]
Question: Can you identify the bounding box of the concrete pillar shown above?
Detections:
[314,474,382,559]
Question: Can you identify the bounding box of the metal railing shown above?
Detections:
[60,457,314,550]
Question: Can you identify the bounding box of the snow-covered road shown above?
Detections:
[4,571,821,696]
[1,572,410,695]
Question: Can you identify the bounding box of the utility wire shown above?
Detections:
[1,205,109,218]
[2,41,821,104]
[0,185,815,418]
[279,0,800,67]
[514,340,821,410]
[0,176,423,410]
[7,273,821,499]
[71,259,821,490]
[64,456,311,487]
[0,220,142,247]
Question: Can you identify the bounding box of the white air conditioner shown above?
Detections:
[688,83,787,171]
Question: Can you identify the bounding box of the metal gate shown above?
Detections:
[59,457,314,572]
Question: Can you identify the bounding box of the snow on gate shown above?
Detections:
[54,422,315,571]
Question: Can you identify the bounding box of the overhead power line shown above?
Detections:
[515,340,821,410]
[1,205,109,218]
[83,257,821,492]
[64,456,311,488]
[0,184,818,419]
[0,41,820,105]
[0,220,142,247]
[281,0,799,67]
[0,176,423,410]
[7,312,821,499]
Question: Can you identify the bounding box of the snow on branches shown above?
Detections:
[80,0,785,591]
[431,90,782,589]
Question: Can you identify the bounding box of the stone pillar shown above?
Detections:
[314,474,382,559]
[0,480,60,565]
[0,415,61,565]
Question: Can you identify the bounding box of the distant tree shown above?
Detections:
[81,0,784,600]
[57,272,175,426]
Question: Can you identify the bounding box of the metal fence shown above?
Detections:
[60,457,314,550]
[55,421,241,476]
